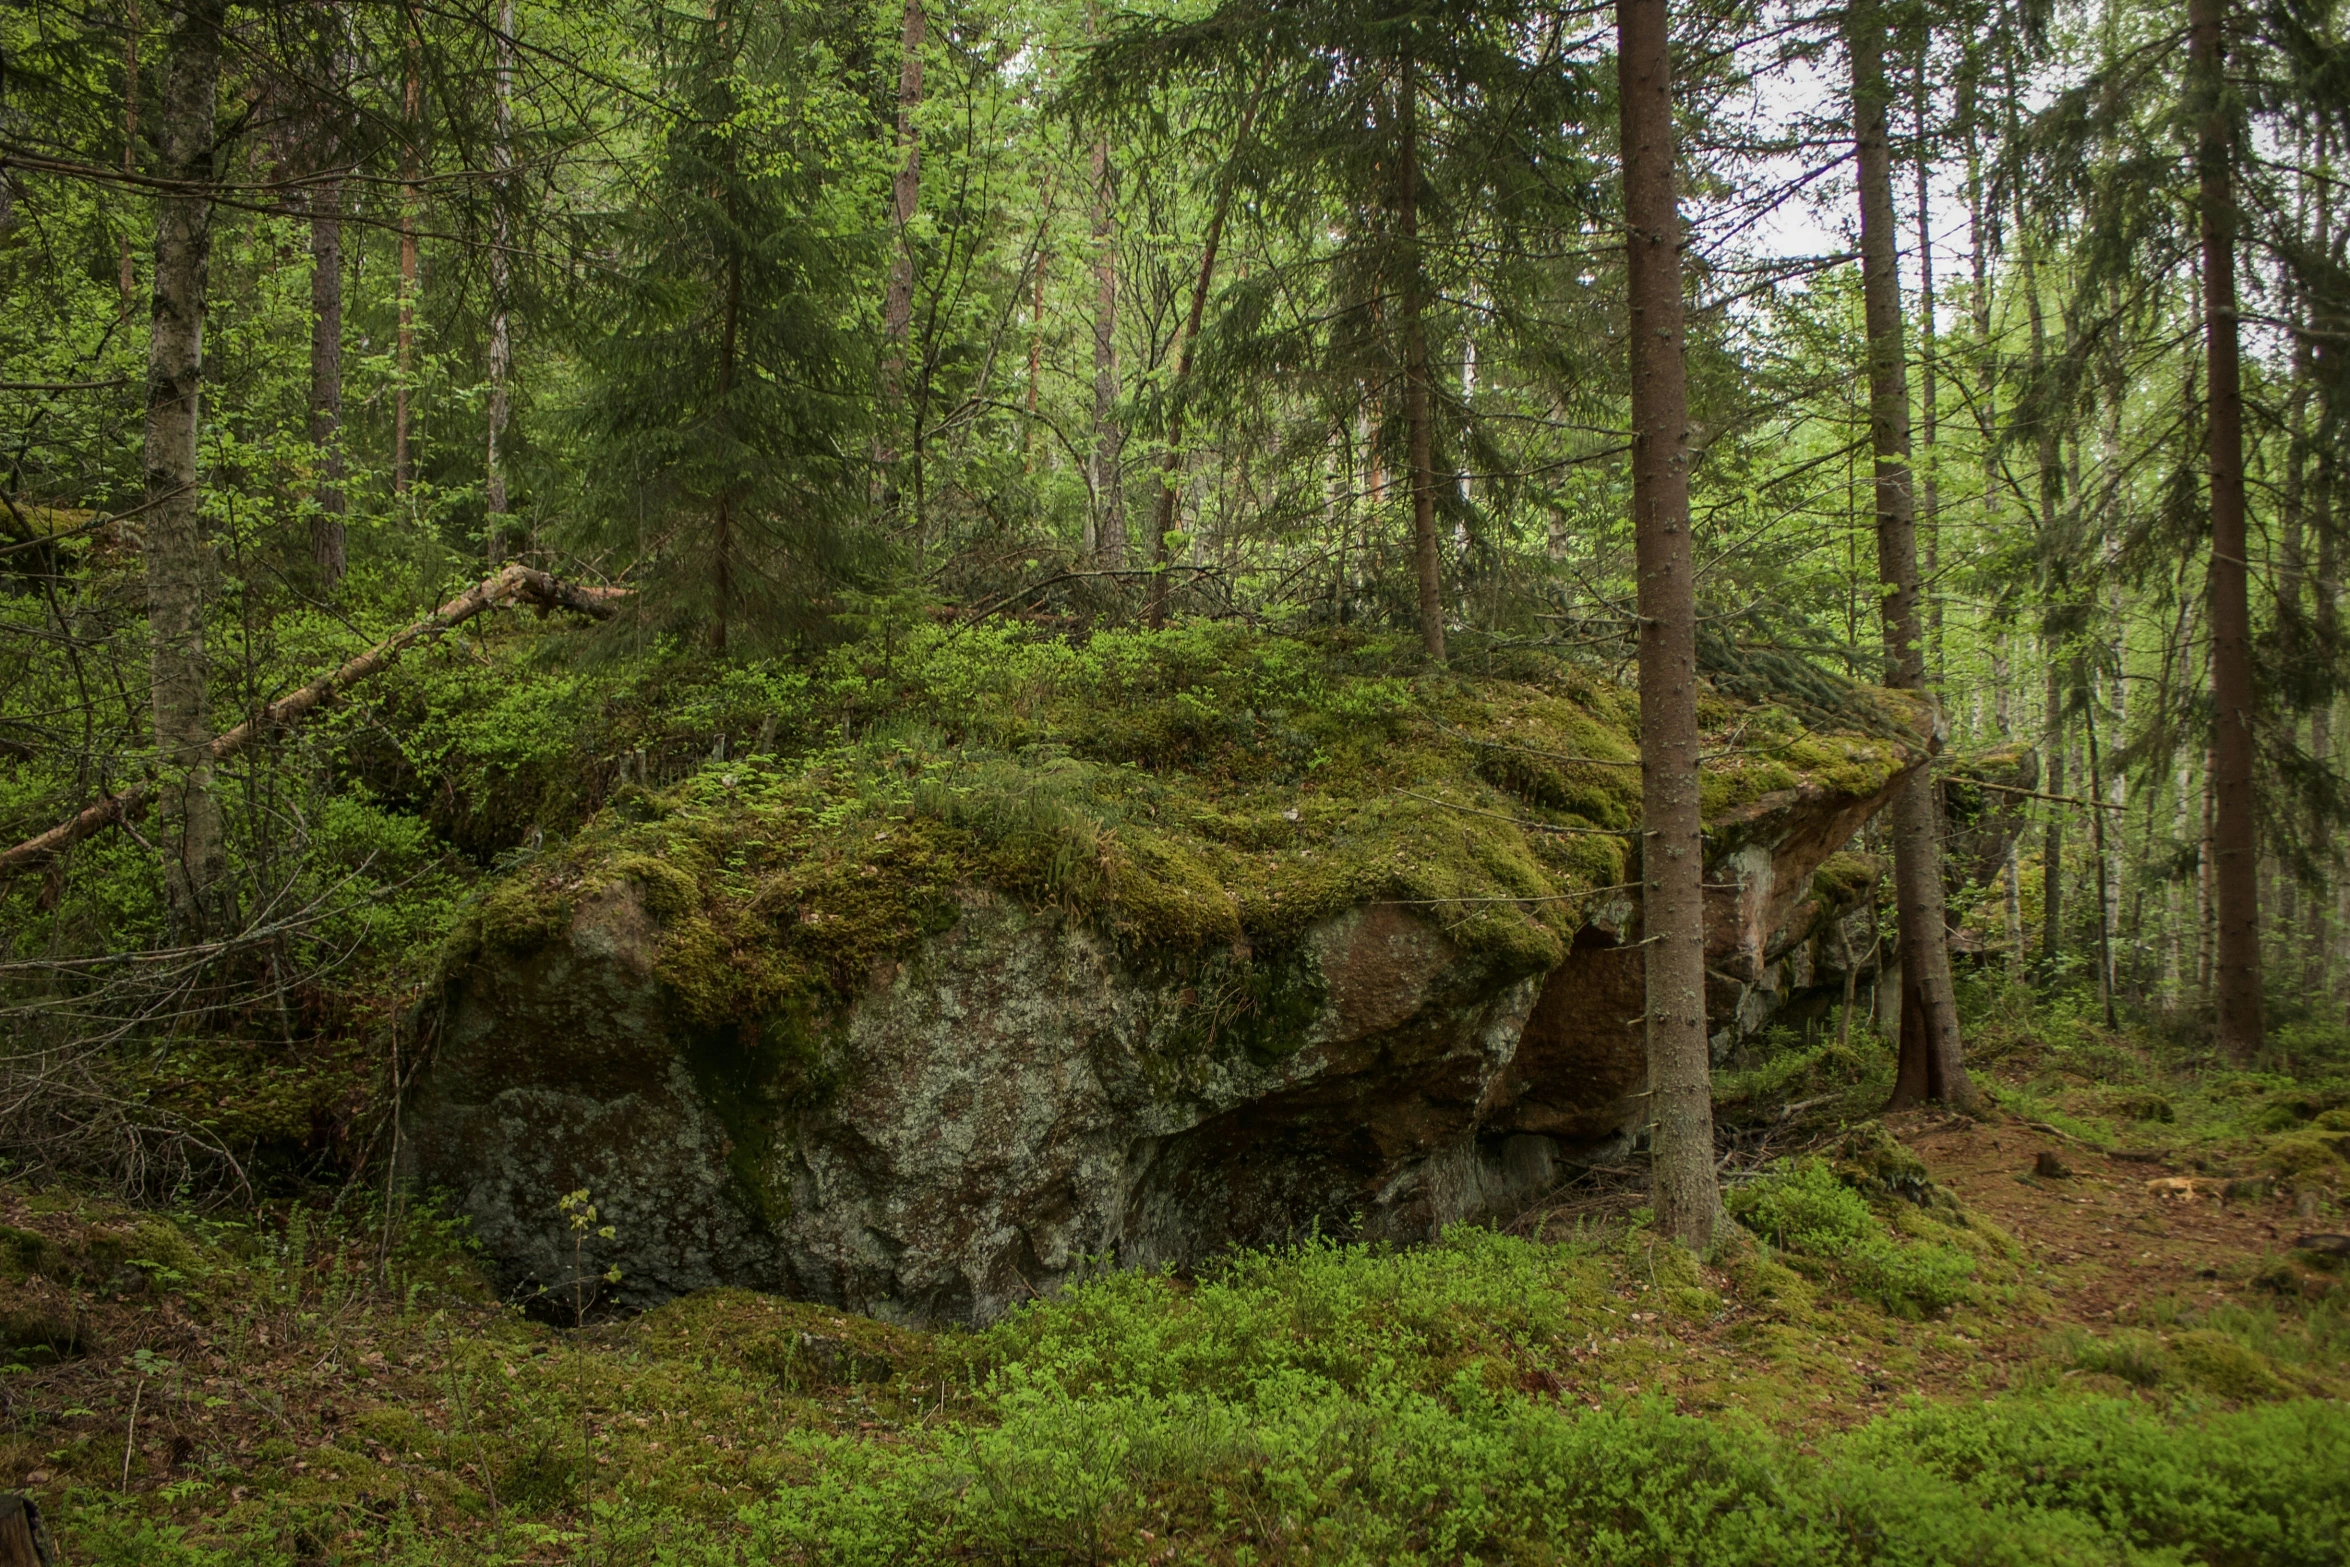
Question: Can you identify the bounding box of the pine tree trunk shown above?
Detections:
[484,0,515,565]
[309,177,346,588]
[142,0,228,935]
[1617,0,1719,1248]
[1850,0,1974,1110]
[1091,132,1123,568]
[2191,0,2264,1058]
[1396,53,1446,664]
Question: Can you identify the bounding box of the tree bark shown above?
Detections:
[1396,51,1446,663]
[141,0,228,935]
[2192,0,2264,1059]
[1091,130,1123,567]
[1618,0,1720,1247]
[484,0,516,565]
[1850,0,1974,1110]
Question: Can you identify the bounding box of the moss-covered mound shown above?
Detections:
[443,623,1926,1037]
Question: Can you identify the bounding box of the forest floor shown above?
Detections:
[4,1000,2347,1563]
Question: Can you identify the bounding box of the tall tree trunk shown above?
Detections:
[1396,52,1446,663]
[484,0,515,565]
[394,0,421,498]
[142,0,228,935]
[1850,0,1974,1110]
[309,177,346,589]
[1091,130,1123,567]
[1617,0,1720,1248]
[2191,0,2263,1058]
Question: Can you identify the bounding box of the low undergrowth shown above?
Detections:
[1726,1155,1983,1318]
[9,1053,2349,1567]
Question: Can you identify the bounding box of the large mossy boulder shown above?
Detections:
[405,626,1927,1323]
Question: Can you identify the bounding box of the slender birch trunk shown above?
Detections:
[142,0,229,934]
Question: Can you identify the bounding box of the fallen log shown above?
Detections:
[0,564,624,882]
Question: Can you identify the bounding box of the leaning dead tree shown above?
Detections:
[0,564,623,881]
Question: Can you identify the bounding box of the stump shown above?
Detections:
[0,1495,54,1567]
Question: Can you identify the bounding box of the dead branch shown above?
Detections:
[0,565,623,882]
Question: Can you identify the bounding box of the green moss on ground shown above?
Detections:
[10,1148,2349,1567]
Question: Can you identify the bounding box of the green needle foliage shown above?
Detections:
[562,0,884,650]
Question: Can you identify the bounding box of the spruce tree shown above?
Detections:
[566,0,879,649]
[1082,0,1595,654]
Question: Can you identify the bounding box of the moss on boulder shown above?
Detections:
[438,624,1923,1039]
[412,625,1930,1323]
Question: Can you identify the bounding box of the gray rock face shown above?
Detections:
[407,759,1920,1326]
